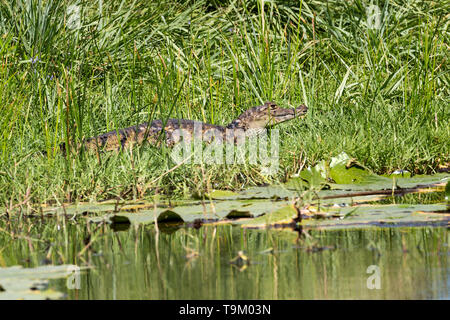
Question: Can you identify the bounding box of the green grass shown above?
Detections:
[0,0,448,206]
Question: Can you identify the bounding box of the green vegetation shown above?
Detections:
[0,0,448,205]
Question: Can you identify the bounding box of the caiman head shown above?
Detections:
[226,101,308,130]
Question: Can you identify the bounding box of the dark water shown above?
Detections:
[1,217,447,299]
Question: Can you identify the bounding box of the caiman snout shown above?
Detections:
[295,104,308,116]
[269,104,308,126]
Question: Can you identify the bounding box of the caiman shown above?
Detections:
[53,102,307,154]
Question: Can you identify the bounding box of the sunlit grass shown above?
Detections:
[0,0,448,205]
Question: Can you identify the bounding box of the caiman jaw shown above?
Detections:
[268,104,308,126]
[228,102,309,130]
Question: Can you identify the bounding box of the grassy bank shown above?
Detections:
[0,0,448,206]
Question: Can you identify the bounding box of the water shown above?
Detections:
[0,182,448,299]
[0,219,448,299]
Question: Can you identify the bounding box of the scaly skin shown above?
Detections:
[55,102,308,154]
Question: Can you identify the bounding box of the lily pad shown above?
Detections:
[90,199,292,226]
[206,190,241,199]
[25,152,450,232]
[301,203,449,230]
[287,152,449,192]
[208,185,296,200]
[239,205,299,228]
[0,265,84,300]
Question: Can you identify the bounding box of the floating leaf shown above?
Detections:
[287,152,449,192]
[287,160,328,189]
[301,204,449,230]
[0,265,84,300]
[329,156,379,185]
[206,190,240,199]
[240,205,299,228]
